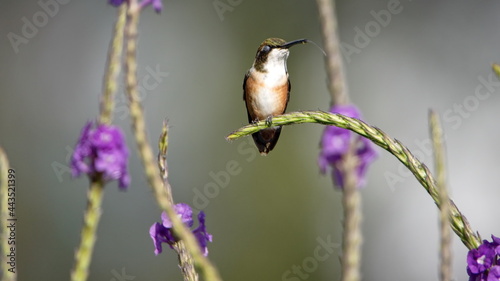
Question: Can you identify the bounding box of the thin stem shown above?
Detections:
[71,177,105,281]
[226,110,482,249]
[99,4,127,125]
[429,110,452,281]
[71,6,127,281]
[340,148,362,281]
[157,121,169,180]
[172,243,199,281]
[315,0,349,105]
[157,122,199,281]
[0,148,16,281]
[124,2,222,280]
[316,0,360,279]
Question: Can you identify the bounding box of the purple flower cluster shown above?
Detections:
[150,203,213,256]
[318,104,377,189]
[467,235,500,281]
[109,0,163,13]
[71,122,130,189]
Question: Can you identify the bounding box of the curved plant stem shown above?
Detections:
[226,110,482,250]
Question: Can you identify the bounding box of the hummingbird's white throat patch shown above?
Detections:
[262,48,290,74]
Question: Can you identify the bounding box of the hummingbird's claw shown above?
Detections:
[265,116,273,127]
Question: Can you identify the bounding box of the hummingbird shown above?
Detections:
[243,38,307,155]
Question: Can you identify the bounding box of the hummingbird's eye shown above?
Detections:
[261,45,271,53]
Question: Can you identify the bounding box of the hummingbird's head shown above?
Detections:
[253,38,307,72]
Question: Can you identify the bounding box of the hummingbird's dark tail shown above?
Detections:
[252,126,282,155]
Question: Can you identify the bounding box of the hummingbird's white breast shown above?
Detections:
[247,49,290,119]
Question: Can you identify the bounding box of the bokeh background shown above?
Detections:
[2,0,500,280]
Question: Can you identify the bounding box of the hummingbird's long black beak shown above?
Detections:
[279,39,308,49]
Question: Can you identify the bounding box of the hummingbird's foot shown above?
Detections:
[265,116,273,127]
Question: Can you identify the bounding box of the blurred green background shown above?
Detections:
[2,0,500,280]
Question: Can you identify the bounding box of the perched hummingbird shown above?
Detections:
[243,38,307,155]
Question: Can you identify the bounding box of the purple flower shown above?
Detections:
[140,0,163,13]
[150,222,172,256]
[468,269,486,281]
[150,203,212,256]
[109,0,163,13]
[492,235,500,256]
[108,0,125,6]
[468,243,495,274]
[161,203,194,228]
[71,121,130,190]
[193,211,213,256]
[467,236,500,280]
[318,104,377,189]
[488,266,500,281]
